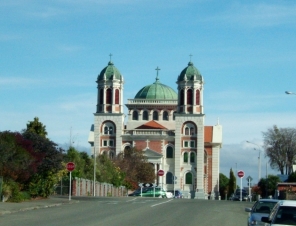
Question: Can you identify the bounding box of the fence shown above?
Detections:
[54,177,127,197]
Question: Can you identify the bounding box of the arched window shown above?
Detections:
[166,146,173,158]
[180,89,184,105]
[196,90,200,105]
[153,111,158,120]
[190,127,195,135]
[132,111,138,120]
[185,172,192,184]
[190,152,195,163]
[109,151,115,159]
[187,89,193,105]
[115,89,119,104]
[166,172,173,184]
[104,125,114,134]
[163,111,169,121]
[106,88,112,104]
[99,89,104,104]
[142,111,148,120]
[183,152,188,163]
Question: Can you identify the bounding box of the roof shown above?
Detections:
[136,121,167,129]
[177,61,202,82]
[134,77,177,100]
[97,61,123,81]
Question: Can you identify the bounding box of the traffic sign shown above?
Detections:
[237,170,244,178]
[158,169,164,176]
[66,162,75,171]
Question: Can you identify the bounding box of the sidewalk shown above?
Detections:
[0,196,79,215]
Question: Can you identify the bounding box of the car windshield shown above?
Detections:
[254,201,277,213]
[273,206,296,225]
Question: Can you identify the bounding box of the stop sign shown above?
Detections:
[237,170,244,178]
[66,162,75,172]
[158,169,164,176]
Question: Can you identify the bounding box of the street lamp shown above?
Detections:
[285,91,296,95]
[246,141,262,183]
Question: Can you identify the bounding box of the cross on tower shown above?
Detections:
[155,66,160,80]
[189,54,193,61]
[109,53,113,61]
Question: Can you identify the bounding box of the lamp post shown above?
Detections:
[246,141,262,183]
[285,91,296,95]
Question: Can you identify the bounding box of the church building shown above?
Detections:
[88,57,222,199]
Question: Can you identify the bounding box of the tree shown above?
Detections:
[219,173,229,199]
[258,175,281,198]
[263,125,296,175]
[25,117,48,138]
[115,147,155,190]
[228,168,236,196]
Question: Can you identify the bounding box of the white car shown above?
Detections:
[261,200,296,225]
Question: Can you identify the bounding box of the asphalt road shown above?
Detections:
[0,197,253,226]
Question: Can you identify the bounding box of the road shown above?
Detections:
[0,197,253,226]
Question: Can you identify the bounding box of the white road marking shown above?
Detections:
[151,199,174,207]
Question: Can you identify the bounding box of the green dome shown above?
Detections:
[178,61,202,82]
[97,61,122,81]
[135,77,177,100]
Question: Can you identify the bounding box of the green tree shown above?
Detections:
[25,117,48,138]
[263,125,296,175]
[219,173,229,199]
[258,175,281,198]
[228,168,236,196]
[115,147,155,190]
[288,172,296,182]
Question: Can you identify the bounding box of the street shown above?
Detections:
[0,197,253,226]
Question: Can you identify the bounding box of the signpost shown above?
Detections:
[246,176,253,202]
[157,170,164,192]
[237,170,244,201]
[66,162,75,201]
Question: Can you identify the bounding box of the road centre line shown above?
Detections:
[151,199,173,207]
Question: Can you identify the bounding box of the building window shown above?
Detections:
[166,172,173,184]
[184,152,188,163]
[166,146,173,158]
[173,111,176,120]
[185,127,189,135]
[99,89,104,104]
[115,89,119,104]
[142,111,148,120]
[190,141,195,148]
[106,88,112,104]
[153,111,158,120]
[163,111,169,121]
[187,89,193,105]
[196,90,200,105]
[103,140,108,146]
[104,126,114,134]
[132,111,138,120]
[109,151,115,159]
[190,127,195,135]
[190,152,195,163]
[103,140,114,147]
[109,140,114,147]
[180,89,184,105]
[185,172,192,184]
[183,123,196,135]
[184,141,188,148]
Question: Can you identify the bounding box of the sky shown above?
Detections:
[1,0,296,187]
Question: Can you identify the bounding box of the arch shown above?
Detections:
[187,89,193,105]
[166,172,173,184]
[115,89,120,104]
[185,172,193,184]
[196,89,200,105]
[142,110,148,120]
[106,88,112,104]
[132,111,139,120]
[153,111,158,120]
[163,111,169,121]
[182,122,197,136]
[103,121,115,135]
[183,152,188,163]
[99,89,104,104]
[166,146,173,158]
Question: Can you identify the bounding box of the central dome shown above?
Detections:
[135,77,177,100]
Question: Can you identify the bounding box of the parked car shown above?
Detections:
[167,190,183,198]
[128,187,173,198]
[245,199,279,226]
[261,200,296,225]
[233,189,249,201]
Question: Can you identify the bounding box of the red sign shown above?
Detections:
[158,170,164,176]
[66,162,75,172]
[237,170,244,178]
